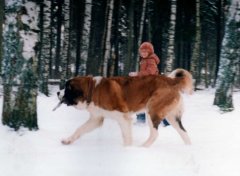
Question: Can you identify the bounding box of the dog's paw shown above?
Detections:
[61,138,73,145]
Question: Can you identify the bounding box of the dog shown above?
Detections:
[56,68,193,147]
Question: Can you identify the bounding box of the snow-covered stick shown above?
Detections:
[52,101,63,111]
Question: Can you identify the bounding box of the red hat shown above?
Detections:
[139,42,154,54]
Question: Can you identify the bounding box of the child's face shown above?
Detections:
[140,49,149,58]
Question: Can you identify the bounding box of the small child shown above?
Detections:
[129,42,169,126]
[129,42,160,77]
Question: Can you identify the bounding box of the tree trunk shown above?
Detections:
[60,0,70,89]
[125,0,134,75]
[213,0,239,112]
[2,0,39,130]
[165,0,177,73]
[191,0,201,88]
[135,0,147,71]
[214,0,225,86]
[102,0,114,77]
[54,0,63,78]
[79,0,92,76]
[0,0,4,73]
[49,0,57,78]
[39,0,51,96]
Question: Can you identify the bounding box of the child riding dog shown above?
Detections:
[129,42,169,126]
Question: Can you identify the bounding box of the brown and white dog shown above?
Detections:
[56,68,193,147]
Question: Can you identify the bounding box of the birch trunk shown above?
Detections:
[39,0,51,96]
[213,0,240,112]
[60,0,70,88]
[79,0,92,76]
[165,0,177,73]
[135,0,147,71]
[0,0,3,72]
[2,0,39,130]
[103,0,114,77]
[191,0,201,88]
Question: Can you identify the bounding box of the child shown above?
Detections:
[129,42,159,77]
[129,42,169,126]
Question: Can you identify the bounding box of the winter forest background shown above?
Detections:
[0,0,239,130]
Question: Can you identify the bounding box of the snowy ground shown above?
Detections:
[0,86,240,176]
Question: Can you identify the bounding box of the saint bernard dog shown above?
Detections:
[55,68,193,147]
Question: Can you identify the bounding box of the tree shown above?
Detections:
[135,0,147,72]
[54,0,63,78]
[2,0,39,130]
[213,0,240,112]
[78,0,93,76]
[165,0,177,73]
[60,0,70,88]
[102,0,114,77]
[0,0,4,73]
[191,0,201,88]
[38,0,51,96]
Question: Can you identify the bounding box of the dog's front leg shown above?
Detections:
[62,116,104,145]
[116,114,132,146]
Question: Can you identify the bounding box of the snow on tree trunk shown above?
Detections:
[2,0,39,130]
[103,0,114,77]
[39,0,51,96]
[191,0,201,88]
[213,0,240,112]
[60,0,70,88]
[165,0,177,73]
[78,0,92,76]
[135,0,147,72]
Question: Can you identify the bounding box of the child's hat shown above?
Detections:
[139,42,154,54]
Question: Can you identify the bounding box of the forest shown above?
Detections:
[0,0,239,130]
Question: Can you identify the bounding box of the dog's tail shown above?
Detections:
[168,69,193,95]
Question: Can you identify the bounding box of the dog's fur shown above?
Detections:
[57,68,193,147]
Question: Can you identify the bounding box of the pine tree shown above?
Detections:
[2,0,39,130]
[213,0,240,112]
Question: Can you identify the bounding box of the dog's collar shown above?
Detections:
[86,77,94,105]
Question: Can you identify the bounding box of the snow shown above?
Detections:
[0,87,240,176]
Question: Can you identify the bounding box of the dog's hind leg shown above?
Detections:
[62,116,104,145]
[142,113,160,147]
[166,115,191,145]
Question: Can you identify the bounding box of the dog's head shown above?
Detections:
[57,78,87,107]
